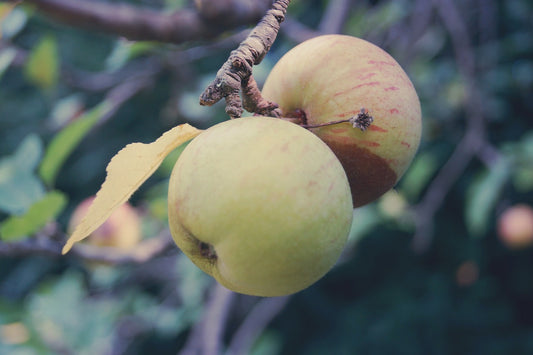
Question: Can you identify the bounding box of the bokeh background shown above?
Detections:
[1,0,533,354]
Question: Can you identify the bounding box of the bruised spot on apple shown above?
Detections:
[321,135,397,208]
[262,34,422,207]
[168,117,353,297]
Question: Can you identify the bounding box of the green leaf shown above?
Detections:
[13,133,43,172]
[512,131,533,192]
[24,34,59,90]
[27,272,121,354]
[399,151,439,200]
[465,158,511,237]
[39,101,113,186]
[0,134,45,214]
[0,190,67,241]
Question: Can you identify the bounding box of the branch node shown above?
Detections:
[199,0,291,119]
[242,75,280,116]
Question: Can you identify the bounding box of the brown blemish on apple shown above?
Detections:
[321,136,397,207]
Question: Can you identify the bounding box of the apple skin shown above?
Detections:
[69,196,141,250]
[497,204,533,249]
[167,117,353,297]
[262,34,422,207]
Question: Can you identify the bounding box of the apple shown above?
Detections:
[68,196,142,250]
[262,34,422,207]
[497,204,533,249]
[167,116,353,297]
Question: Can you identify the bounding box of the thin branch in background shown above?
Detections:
[64,57,162,92]
[178,283,236,355]
[2,41,161,92]
[318,0,353,34]
[0,224,175,264]
[203,285,235,355]
[71,231,175,264]
[97,74,156,125]
[411,130,481,252]
[199,0,290,118]
[227,295,290,355]
[2,0,267,44]
[400,0,434,64]
[170,29,251,66]
[411,0,488,252]
[195,0,273,27]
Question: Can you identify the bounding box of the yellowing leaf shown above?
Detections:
[62,124,202,254]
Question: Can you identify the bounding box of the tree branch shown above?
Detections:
[178,283,235,355]
[318,0,353,34]
[199,0,290,119]
[5,0,269,44]
[0,224,175,264]
[195,0,273,27]
[411,0,487,252]
[227,295,290,355]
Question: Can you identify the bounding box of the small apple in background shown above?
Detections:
[68,196,142,250]
[168,117,353,297]
[262,34,422,207]
[497,204,533,249]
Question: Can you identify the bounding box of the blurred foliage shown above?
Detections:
[1,0,533,354]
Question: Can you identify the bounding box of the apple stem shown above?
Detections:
[300,108,374,131]
[199,0,291,119]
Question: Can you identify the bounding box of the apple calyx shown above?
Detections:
[199,241,217,260]
[349,108,374,131]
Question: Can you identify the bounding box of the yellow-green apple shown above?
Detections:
[497,204,533,249]
[262,34,422,207]
[68,196,141,250]
[167,116,353,297]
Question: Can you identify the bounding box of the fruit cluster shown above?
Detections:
[168,35,422,297]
